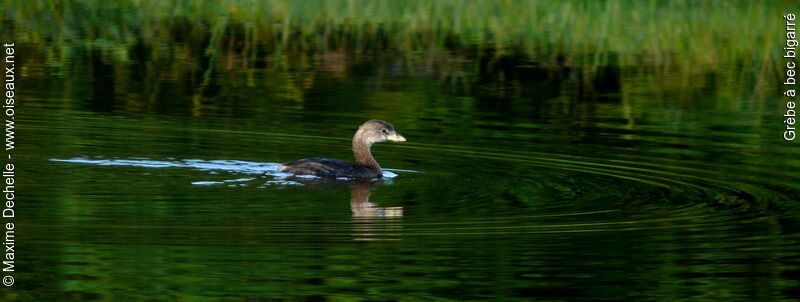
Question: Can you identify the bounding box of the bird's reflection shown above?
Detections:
[349,180,403,218]
[348,180,402,240]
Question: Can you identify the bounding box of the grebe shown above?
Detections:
[279,120,406,179]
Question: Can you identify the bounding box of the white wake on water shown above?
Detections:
[50,157,406,187]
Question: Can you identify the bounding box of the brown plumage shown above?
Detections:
[279,120,406,179]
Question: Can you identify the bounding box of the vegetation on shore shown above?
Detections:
[4,1,785,68]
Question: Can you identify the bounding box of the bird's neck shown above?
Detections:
[353,138,381,172]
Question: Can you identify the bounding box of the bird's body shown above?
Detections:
[279,157,381,179]
[279,120,406,179]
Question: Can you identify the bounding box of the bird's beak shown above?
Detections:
[387,132,406,142]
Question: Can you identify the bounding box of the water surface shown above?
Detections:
[11,44,800,301]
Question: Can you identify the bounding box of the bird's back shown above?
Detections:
[279,157,380,179]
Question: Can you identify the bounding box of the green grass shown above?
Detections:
[1,0,793,84]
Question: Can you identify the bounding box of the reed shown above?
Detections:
[1,0,791,83]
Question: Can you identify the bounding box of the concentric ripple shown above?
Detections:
[45,128,799,242]
[21,107,800,302]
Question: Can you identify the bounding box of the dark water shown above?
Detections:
[11,43,800,301]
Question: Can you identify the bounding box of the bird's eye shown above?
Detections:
[381,128,388,134]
